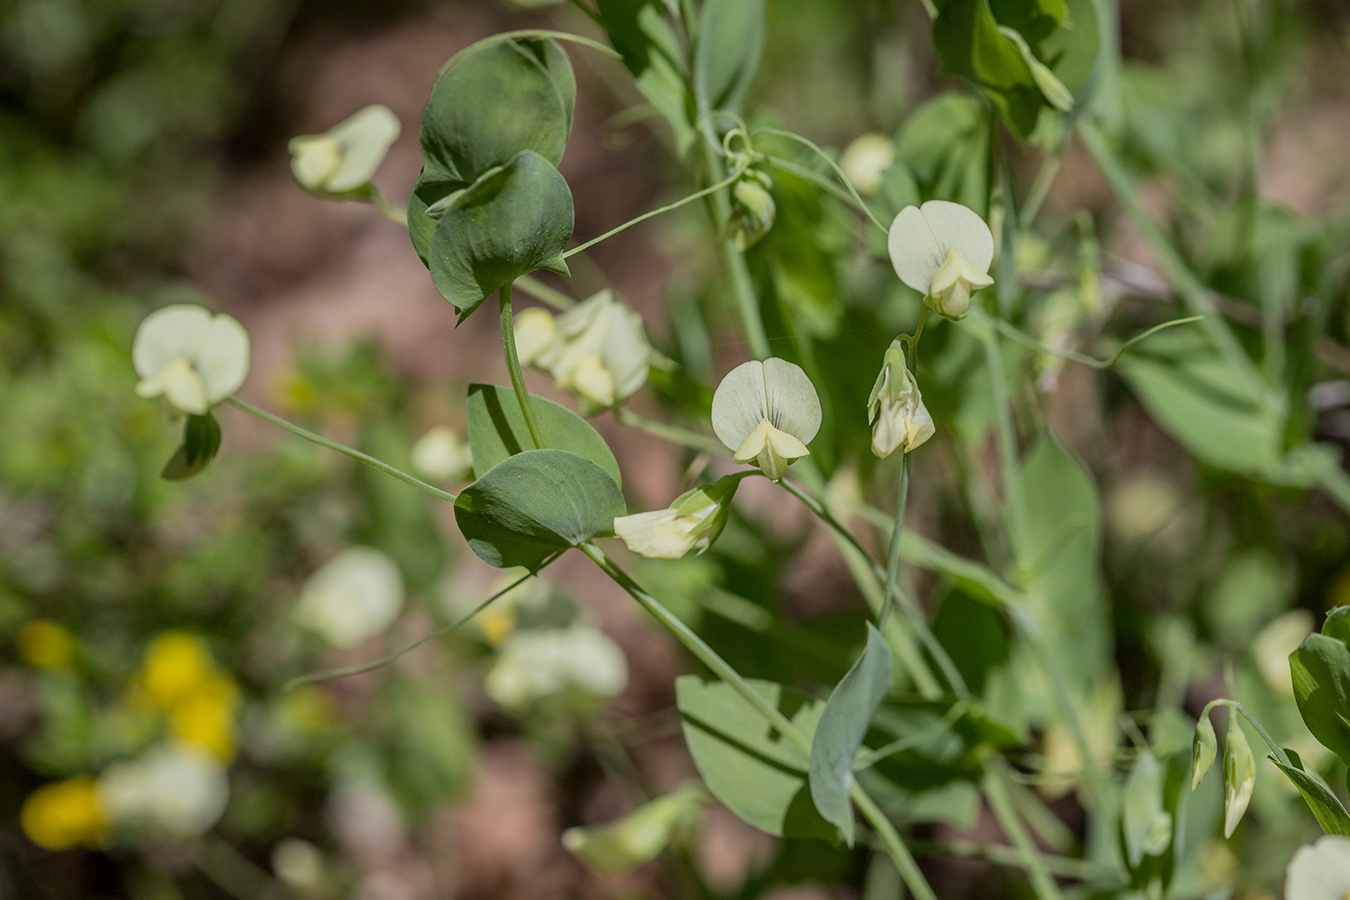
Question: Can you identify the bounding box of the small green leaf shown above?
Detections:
[428,150,573,319]
[676,676,835,840]
[596,0,694,152]
[693,0,766,117]
[1321,606,1350,646]
[466,384,621,485]
[893,94,991,212]
[1290,633,1350,767]
[932,0,1042,138]
[809,625,892,846]
[161,412,222,481]
[454,449,625,571]
[419,39,572,187]
[1120,750,1172,869]
[1269,750,1350,837]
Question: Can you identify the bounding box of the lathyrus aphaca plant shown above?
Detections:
[112,0,1350,897]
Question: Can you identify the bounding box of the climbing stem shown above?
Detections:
[499,283,545,449]
[226,396,456,505]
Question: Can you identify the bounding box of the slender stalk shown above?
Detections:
[581,542,939,900]
[1079,123,1261,384]
[514,273,575,310]
[1202,699,1292,767]
[908,838,1113,882]
[877,454,911,634]
[972,309,1030,569]
[1020,148,1065,228]
[752,127,890,234]
[982,763,1068,900]
[285,564,551,690]
[226,396,456,504]
[564,170,742,259]
[369,188,407,226]
[499,284,544,449]
[613,407,728,455]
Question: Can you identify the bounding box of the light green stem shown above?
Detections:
[1201,699,1292,767]
[982,762,1068,900]
[752,127,890,234]
[877,454,911,634]
[972,309,1031,568]
[564,169,742,259]
[580,543,938,900]
[499,284,544,450]
[613,407,728,455]
[1079,123,1261,384]
[225,396,456,505]
[369,187,407,226]
[514,273,575,310]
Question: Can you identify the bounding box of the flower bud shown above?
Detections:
[840,133,895,196]
[724,168,776,251]
[614,475,740,559]
[1222,719,1255,838]
[867,340,935,458]
[1192,714,1217,790]
[411,426,473,482]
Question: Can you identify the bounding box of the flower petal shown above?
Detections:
[325,104,402,193]
[614,509,696,559]
[733,418,771,464]
[711,360,769,450]
[192,314,250,404]
[887,205,945,294]
[763,357,821,445]
[920,200,993,275]
[133,305,211,378]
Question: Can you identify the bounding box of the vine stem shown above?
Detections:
[225,396,457,504]
[876,454,910,634]
[514,274,575,310]
[499,284,545,449]
[971,308,1031,568]
[613,407,728,455]
[751,127,890,234]
[1200,699,1293,767]
[564,169,743,260]
[580,542,938,900]
[982,762,1068,900]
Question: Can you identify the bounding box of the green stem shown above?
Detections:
[877,454,910,634]
[972,308,1030,569]
[369,187,407,226]
[764,155,877,219]
[564,169,742,259]
[1202,699,1292,767]
[695,137,770,359]
[752,127,890,234]
[613,407,728,455]
[581,542,938,900]
[499,284,544,449]
[285,562,553,690]
[908,838,1114,882]
[225,396,457,504]
[982,762,1068,900]
[1079,123,1261,384]
[514,273,575,310]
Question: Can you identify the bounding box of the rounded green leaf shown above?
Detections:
[428,150,573,319]
[454,449,625,571]
[809,624,893,846]
[1291,633,1350,767]
[676,675,835,840]
[419,39,572,187]
[465,384,621,485]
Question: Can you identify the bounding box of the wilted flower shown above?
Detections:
[867,339,934,458]
[485,626,627,710]
[411,426,473,481]
[888,200,994,319]
[98,743,229,839]
[288,104,401,195]
[1286,835,1350,900]
[20,777,108,850]
[840,133,895,196]
[294,547,404,648]
[523,291,651,413]
[711,358,822,482]
[614,475,740,559]
[724,168,776,250]
[133,304,249,417]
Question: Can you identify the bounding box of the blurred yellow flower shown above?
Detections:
[170,674,241,763]
[21,777,108,850]
[16,620,76,670]
[140,631,213,709]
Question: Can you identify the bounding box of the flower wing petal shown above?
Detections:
[711,360,768,450]
[193,314,251,404]
[326,105,402,193]
[888,205,944,294]
[920,200,993,275]
[763,357,821,445]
